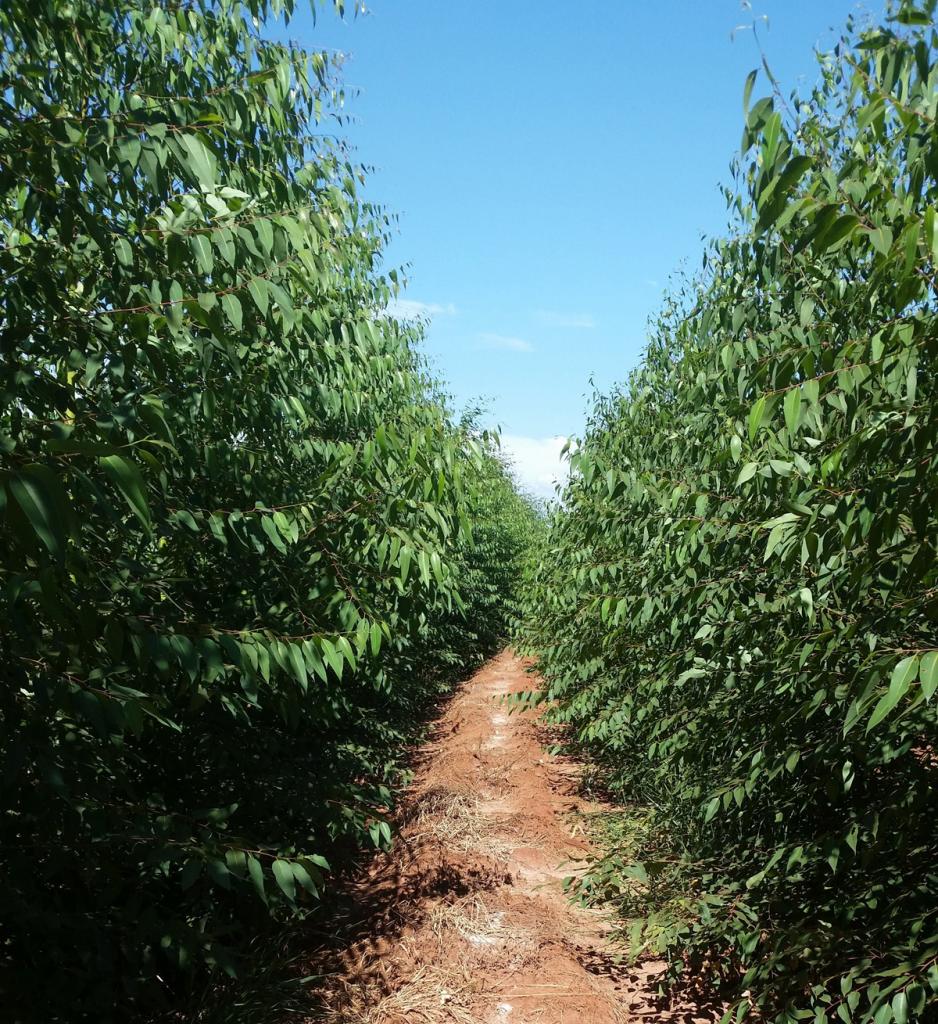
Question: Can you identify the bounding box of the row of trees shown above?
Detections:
[522,4,937,1023]
[0,0,540,1018]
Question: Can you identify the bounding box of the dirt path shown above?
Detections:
[314,650,715,1024]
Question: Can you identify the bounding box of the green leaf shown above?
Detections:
[267,281,294,322]
[370,621,383,656]
[178,133,217,191]
[261,515,287,554]
[272,859,296,902]
[891,991,908,1024]
[166,279,184,331]
[286,642,308,691]
[784,388,802,437]
[254,218,274,255]
[247,277,269,317]
[173,509,199,532]
[866,656,919,732]
[748,395,767,442]
[763,523,789,561]
[873,1003,893,1024]
[905,984,926,1017]
[625,861,648,884]
[920,651,938,700]
[99,455,151,528]
[206,859,231,890]
[303,640,327,683]
[221,293,243,331]
[868,225,893,256]
[817,214,859,252]
[8,466,69,557]
[895,7,931,24]
[191,233,214,275]
[321,638,344,680]
[115,237,133,266]
[925,206,938,266]
[291,861,319,897]
[742,68,758,116]
[247,855,267,905]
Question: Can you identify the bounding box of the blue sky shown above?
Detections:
[274,1,883,496]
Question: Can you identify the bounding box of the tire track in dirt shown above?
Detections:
[312,650,718,1024]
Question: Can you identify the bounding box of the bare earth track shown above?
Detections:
[311,650,718,1024]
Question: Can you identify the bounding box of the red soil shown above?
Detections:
[311,650,719,1024]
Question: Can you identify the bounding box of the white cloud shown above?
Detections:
[479,332,534,353]
[500,434,569,499]
[386,298,457,320]
[535,310,596,329]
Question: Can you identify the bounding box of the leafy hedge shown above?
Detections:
[522,5,938,1023]
[0,0,538,1017]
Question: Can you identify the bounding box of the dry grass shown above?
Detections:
[316,898,532,1024]
[427,893,541,985]
[407,786,512,861]
[323,964,480,1024]
[428,893,532,954]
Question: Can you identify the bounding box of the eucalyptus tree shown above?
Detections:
[0,0,538,1016]
[523,4,938,1021]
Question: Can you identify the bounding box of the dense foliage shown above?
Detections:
[522,5,938,1022]
[0,0,538,1017]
